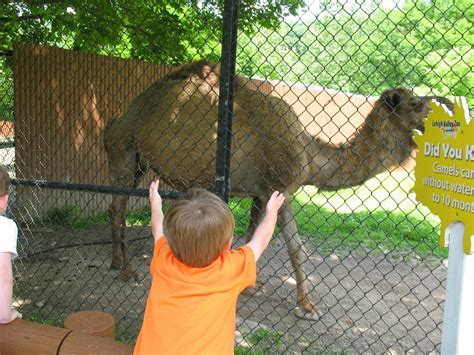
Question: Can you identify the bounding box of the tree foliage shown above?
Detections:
[237,0,473,104]
[0,0,472,120]
[0,0,304,119]
[1,0,304,62]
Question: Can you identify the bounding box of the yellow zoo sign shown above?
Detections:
[412,97,473,254]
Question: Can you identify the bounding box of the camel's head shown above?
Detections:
[165,61,220,86]
[371,87,452,135]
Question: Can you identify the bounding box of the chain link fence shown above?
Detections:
[1,0,472,352]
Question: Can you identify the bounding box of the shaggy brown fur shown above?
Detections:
[104,61,449,319]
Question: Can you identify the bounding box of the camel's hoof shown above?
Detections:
[293,306,323,321]
[120,269,138,282]
[110,261,122,270]
[241,284,265,297]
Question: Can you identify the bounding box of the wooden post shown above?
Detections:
[441,222,474,354]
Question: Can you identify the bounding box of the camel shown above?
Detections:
[104,61,449,319]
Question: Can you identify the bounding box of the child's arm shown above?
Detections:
[246,191,285,261]
[0,252,21,324]
[149,179,164,242]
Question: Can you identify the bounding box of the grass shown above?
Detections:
[22,310,62,327]
[116,328,139,344]
[235,328,285,354]
[230,171,446,259]
[39,170,446,259]
[41,205,152,230]
[43,204,109,229]
[291,171,446,258]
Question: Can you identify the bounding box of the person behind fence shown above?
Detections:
[0,165,21,324]
[134,179,285,355]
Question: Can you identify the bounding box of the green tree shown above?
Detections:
[0,0,305,119]
[237,0,472,105]
[396,0,473,101]
[1,0,305,63]
[0,57,13,120]
[1,0,472,118]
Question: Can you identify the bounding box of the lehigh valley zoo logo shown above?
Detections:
[412,97,473,254]
[432,119,461,138]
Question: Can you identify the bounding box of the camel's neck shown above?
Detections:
[303,124,413,191]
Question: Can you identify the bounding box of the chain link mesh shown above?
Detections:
[1,0,472,352]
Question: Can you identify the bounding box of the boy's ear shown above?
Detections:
[224,236,233,251]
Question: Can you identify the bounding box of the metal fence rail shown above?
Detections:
[1,0,471,353]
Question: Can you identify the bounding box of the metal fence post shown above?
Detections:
[215,0,240,202]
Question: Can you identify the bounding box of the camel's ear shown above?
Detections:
[382,88,403,111]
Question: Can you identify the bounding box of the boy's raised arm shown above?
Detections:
[246,191,285,261]
[149,179,164,242]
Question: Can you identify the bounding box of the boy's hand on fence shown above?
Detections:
[149,179,164,241]
[149,179,163,213]
[247,191,286,261]
[266,191,286,216]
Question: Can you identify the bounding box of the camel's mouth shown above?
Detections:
[410,136,419,150]
[419,96,454,116]
[413,96,454,133]
[415,121,425,134]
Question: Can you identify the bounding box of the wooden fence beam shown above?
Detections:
[59,331,133,354]
[0,319,133,355]
[0,319,70,355]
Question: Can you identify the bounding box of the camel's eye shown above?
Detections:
[414,102,425,113]
[386,92,402,110]
[404,97,421,111]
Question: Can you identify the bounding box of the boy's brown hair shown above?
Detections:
[164,188,234,268]
[0,165,10,196]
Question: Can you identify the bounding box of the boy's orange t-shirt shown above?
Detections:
[134,237,256,355]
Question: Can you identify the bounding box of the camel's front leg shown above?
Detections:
[108,194,137,281]
[240,196,267,298]
[279,199,322,320]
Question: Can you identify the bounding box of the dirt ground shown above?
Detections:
[14,224,447,354]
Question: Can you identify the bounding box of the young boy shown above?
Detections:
[0,165,21,324]
[134,180,285,354]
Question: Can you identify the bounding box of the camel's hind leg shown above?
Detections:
[109,194,128,270]
[108,150,147,281]
[279,199,322,320]
[246,196,265,242]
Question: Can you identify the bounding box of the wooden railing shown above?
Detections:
[0,318,133,355]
